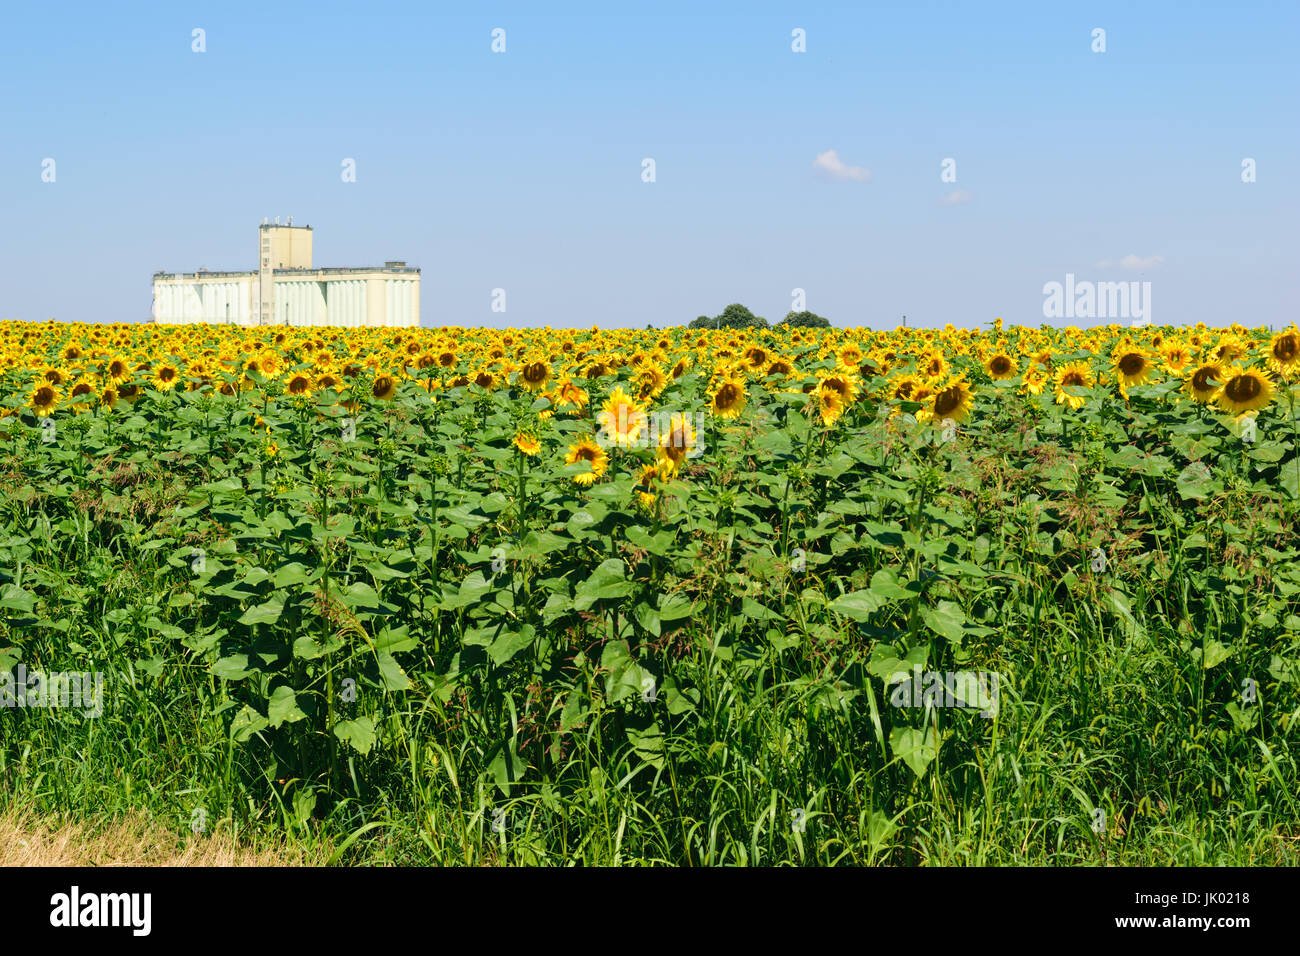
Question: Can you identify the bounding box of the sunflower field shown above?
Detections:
[2,317,1299,865]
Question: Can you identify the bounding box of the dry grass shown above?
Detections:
[0,808,329,866]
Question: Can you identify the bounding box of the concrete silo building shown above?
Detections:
[151,220,420,327]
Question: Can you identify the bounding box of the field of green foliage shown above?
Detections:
[3,320,1299,865]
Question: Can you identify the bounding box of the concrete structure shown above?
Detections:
[151,220,420,326]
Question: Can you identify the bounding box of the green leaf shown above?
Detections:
[238,596,285,625]
[658,592,694,622]
[272,562,313,587]
[230,704,268,743]
[211,654,253,681]
[333,717,377,755]
[573,558,633,611]
[487,625,536,666]
[376,650,412,690]
[489,740,526,795]
[921,600,967,646]
[829,589,884,621]
[626,722,666,769]
[869,568,914,601]
[340,580,380,610]
[0,585,35,614]
[890,725,941,779]
[267,685,307,728]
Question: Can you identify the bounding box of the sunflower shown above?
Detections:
[259,349,283,377]
[818,371,859,405]
[286,372,313,396]
[1021,364,1049,396]
[518,358,552,391]
[765,357,794,379]
[316,372,342,392]
[553,378,589,414]
[918,350,948,381]
[104,355,131,383]
[1267,328,1299,378]
[30,383,59,417]
[371,373,398,401]
[564,437,609,486]
[657,412,697,474]
[152,363,181,391]
[985,352,1017,381]
[1211,335,1246,364]
[923,378,974,424]
[1112,348,1153,389]
[597,387,646,449]
[1053,361,1094,410]
[817,387,846,427]
[887,373,923,402]
[99,386,119,409]
[1215,367,1274,414]
[742,345,771,373]
[633,363,668,402]
[1160,343,1192,375]
[709,377,747,419]
[513,430,541,456]
[1185,362,1223,403]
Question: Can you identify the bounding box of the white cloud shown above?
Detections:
[813,149,871,183]
[937,189,973,206]
[1097,254,1164,270]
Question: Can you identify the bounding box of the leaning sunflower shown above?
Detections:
[1267,328,1299,380]
[657,412,697,475]
[1112,348,1154,390]
[564,437,609,486]
[513,430,541,456]
[817,386,846,427]
[1214,366,1274,414]
[985,352,1017,381]
[598,387,647,449]
[371,372,398,401]
[30,382,60,417]
[1184,362,1223,404]
[1053,361,1094,410]
[709,377,747,419]
[923,377,975,424]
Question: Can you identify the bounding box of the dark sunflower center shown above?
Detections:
[990,357,1012,375]
[1119,354,1145,376]
[523,362,547,383]
[1192,368,1218,391]
[716,385,738,407]
[1224,375,1260,402]
[934,387,963,417]
[1275,336,1298,362]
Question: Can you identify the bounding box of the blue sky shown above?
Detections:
[1,0,1296,328]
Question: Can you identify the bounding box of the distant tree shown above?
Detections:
[689,303,770,329]
[779,310,831,328]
